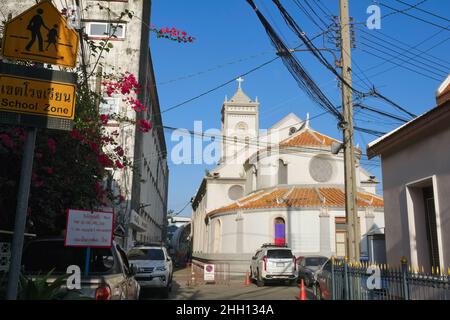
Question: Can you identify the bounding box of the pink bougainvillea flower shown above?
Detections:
[115,160,124,169]
[100,114,109,124]
[0,133,14,149]
[70,129,84,141]
[34,180,44,188]
[138,119,152,132]
[47,138,56,153]
[89,141,100,154]
[98,154,113,167]
[114,146,124,157]
[43,166,54,174]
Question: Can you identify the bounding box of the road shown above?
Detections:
[141,267,316,300]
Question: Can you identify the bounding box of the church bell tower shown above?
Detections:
[221,78,259,163]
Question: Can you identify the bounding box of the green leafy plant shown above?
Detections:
[18,269,69,300]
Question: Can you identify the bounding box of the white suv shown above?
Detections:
[250,244,297,287]
[127,244,173,298]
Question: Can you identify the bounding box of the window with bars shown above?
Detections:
[422,186,440,268]
[99,96,120,115]
[85,22,126,39]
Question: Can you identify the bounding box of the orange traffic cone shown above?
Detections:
[245,271,250,286]
[299,279,306,300]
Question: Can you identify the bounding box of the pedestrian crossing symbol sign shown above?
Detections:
[1,0,79,68]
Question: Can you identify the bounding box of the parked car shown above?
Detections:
[21,238,140,300]
[127,244,173,298]
[250,243,297,287]
[297,255,328,287]
[312,258,333,300]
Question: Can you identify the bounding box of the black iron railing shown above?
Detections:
[331,258,450,300]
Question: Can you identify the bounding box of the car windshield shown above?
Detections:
[267,249,293,259]
[305,257,328,267]
[128,248,165,261]
[22,240,115,274]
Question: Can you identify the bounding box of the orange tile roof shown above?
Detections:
[279,129,338,149]
[207,187,384,217]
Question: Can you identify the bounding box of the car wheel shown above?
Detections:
[304,277,310,287]
[162,285,170,299]
[256,270,265,287]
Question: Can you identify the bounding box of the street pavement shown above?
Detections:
[141,267,316,300]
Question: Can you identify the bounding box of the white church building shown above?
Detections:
[191,80,385,273]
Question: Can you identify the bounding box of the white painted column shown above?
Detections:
[319,207,332,256]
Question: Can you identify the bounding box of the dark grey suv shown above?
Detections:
[21,238,140,300]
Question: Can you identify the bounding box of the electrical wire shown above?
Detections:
[358,43,443,82]
[393,0,450,23]
[356,27,450,72]
[358,36,448,78]
[381,0,430,20]
[247,0,343,120]
[292,0,328,31]
[379,2,450,31]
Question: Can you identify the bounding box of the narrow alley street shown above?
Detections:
[141,267,316,300]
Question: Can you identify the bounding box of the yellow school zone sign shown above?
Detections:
[0,74,76,120]
[1,0,79,67]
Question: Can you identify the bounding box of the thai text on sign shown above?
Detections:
[65,209,114,248]
[0,74,76,119]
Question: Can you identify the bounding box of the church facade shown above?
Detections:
[191,81,385,273]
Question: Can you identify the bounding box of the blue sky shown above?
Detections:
[150,0,450,216]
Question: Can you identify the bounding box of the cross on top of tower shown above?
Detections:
[236,77,244,89]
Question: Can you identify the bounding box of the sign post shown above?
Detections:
[204,264,215,283]
[1,0,79,67]
[2,0,80,299]
[65,209,114,276]
[5,127,37,300]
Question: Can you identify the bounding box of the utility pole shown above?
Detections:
[339,0,360,261]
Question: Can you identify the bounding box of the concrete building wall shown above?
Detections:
[380,127,450,270]
[1,1,168,248]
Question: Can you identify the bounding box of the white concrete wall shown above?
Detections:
[207,208,384,257]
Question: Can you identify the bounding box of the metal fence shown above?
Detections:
[331,258,450,300]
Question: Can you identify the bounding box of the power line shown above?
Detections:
[394,0,450,23]
[157,50,272,86]
[159,123,380,156]
[358,43,443,82]
[159,28,331,115]
[292,0,328,31]
[354,103,409,123]
[268,0,415,121]
[161,57,278,114]
[381,0,430,19]
[370,88,417,118]
[303,0,330,29]
[247,0,343,120]
[358,38,447,79]
[379,2,450,31]
[311,0,333,18]
[356,27,450,73]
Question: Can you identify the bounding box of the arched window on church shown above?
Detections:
[274,217,286,245]
[213,219,222,253]
[245,136,249,146]
[233,136,238,158]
